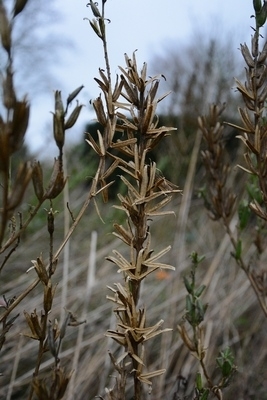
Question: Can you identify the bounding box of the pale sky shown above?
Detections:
[27,0,255,156]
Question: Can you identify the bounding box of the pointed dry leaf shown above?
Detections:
[31,160,44,201]
[86,134,102,155]
[13,0,29,18]
[97,129,106,156]
[112,75,124,102]
[111,138,138,150]
[240,43,254,68]
[113,223,132,246]
[98,68,110,88]
[9,99,30,153]
[131,353,145,366]
[66,85,84,106]
[107,250,133,272]
[93,96,107,126]
[7,162,32,210]
[120,175,141,199]
[89,18,102,38]
[143,245,171,264]
[225,121,253,134]
[143,328,172,341]
[45,159,66,199]
[64,103,83,129]
[138,369,166,385]
[106,330,126,346]
[102,159,120,179]
[235,78,254,100]
[258,82,267,103]
[0,3,11,54]
[238,107,254,133]
[120,75,139,106]
[94,180,115,197]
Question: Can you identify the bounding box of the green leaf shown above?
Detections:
[196,372,203,391]
[256,2,267,28]
[190,251,205,265]
[196,299,207,322]
[222,360,232,377]
[235,239,242,260]
[185,294,193,313]
[195,284,206,298]
[254,0,262,13]
[184,276,193,294]
[200,389,210,400]
[238,200,251,230]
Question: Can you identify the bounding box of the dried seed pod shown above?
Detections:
[47,208,55,235]
[13,0,29,18]
[113,223,132,246]
[251,33,258,58]
[89,0,101,18]
[99,16,106,37]
[124,52,140,87]
[140,165,149,198]
[89,18,102,38]
[86,133,102,155]
[177,324,196,352]
[112,74,124,102]
[66,85,84,107]
[149,79,160,103]
[243,93,255,111]
[50,259,58,275]
[47,322,57,357]
[7,162,33,211]
[64,103,83,129]
[93,96,107,126]
[24,310,42,340]
[44,280,56,313]
[100,178,109,202]
[254,0,262,13]
[54,369,73,399]
[53,91,65,150]
[94,77,108,93]
[53,111,65,150]
[141,62,148,83]
[60,312,70,339]
[121,75,139,106]
[238,107,255,133]
[258,81,267,103]
[55,90,64,115]
[9,99,30,154]
[3,66,16,109]
[98,67,108,83]
[256,64,267,88]
[240,43,254,68]
[0,3,11,54]
[0,128,10,173]
[66,309,86,327]
[51,319,60,341]
[142,102,155,134]
[31,256,49,285]
[45,158,66,199]
[31,160,44,201]
[258,40,267,63]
